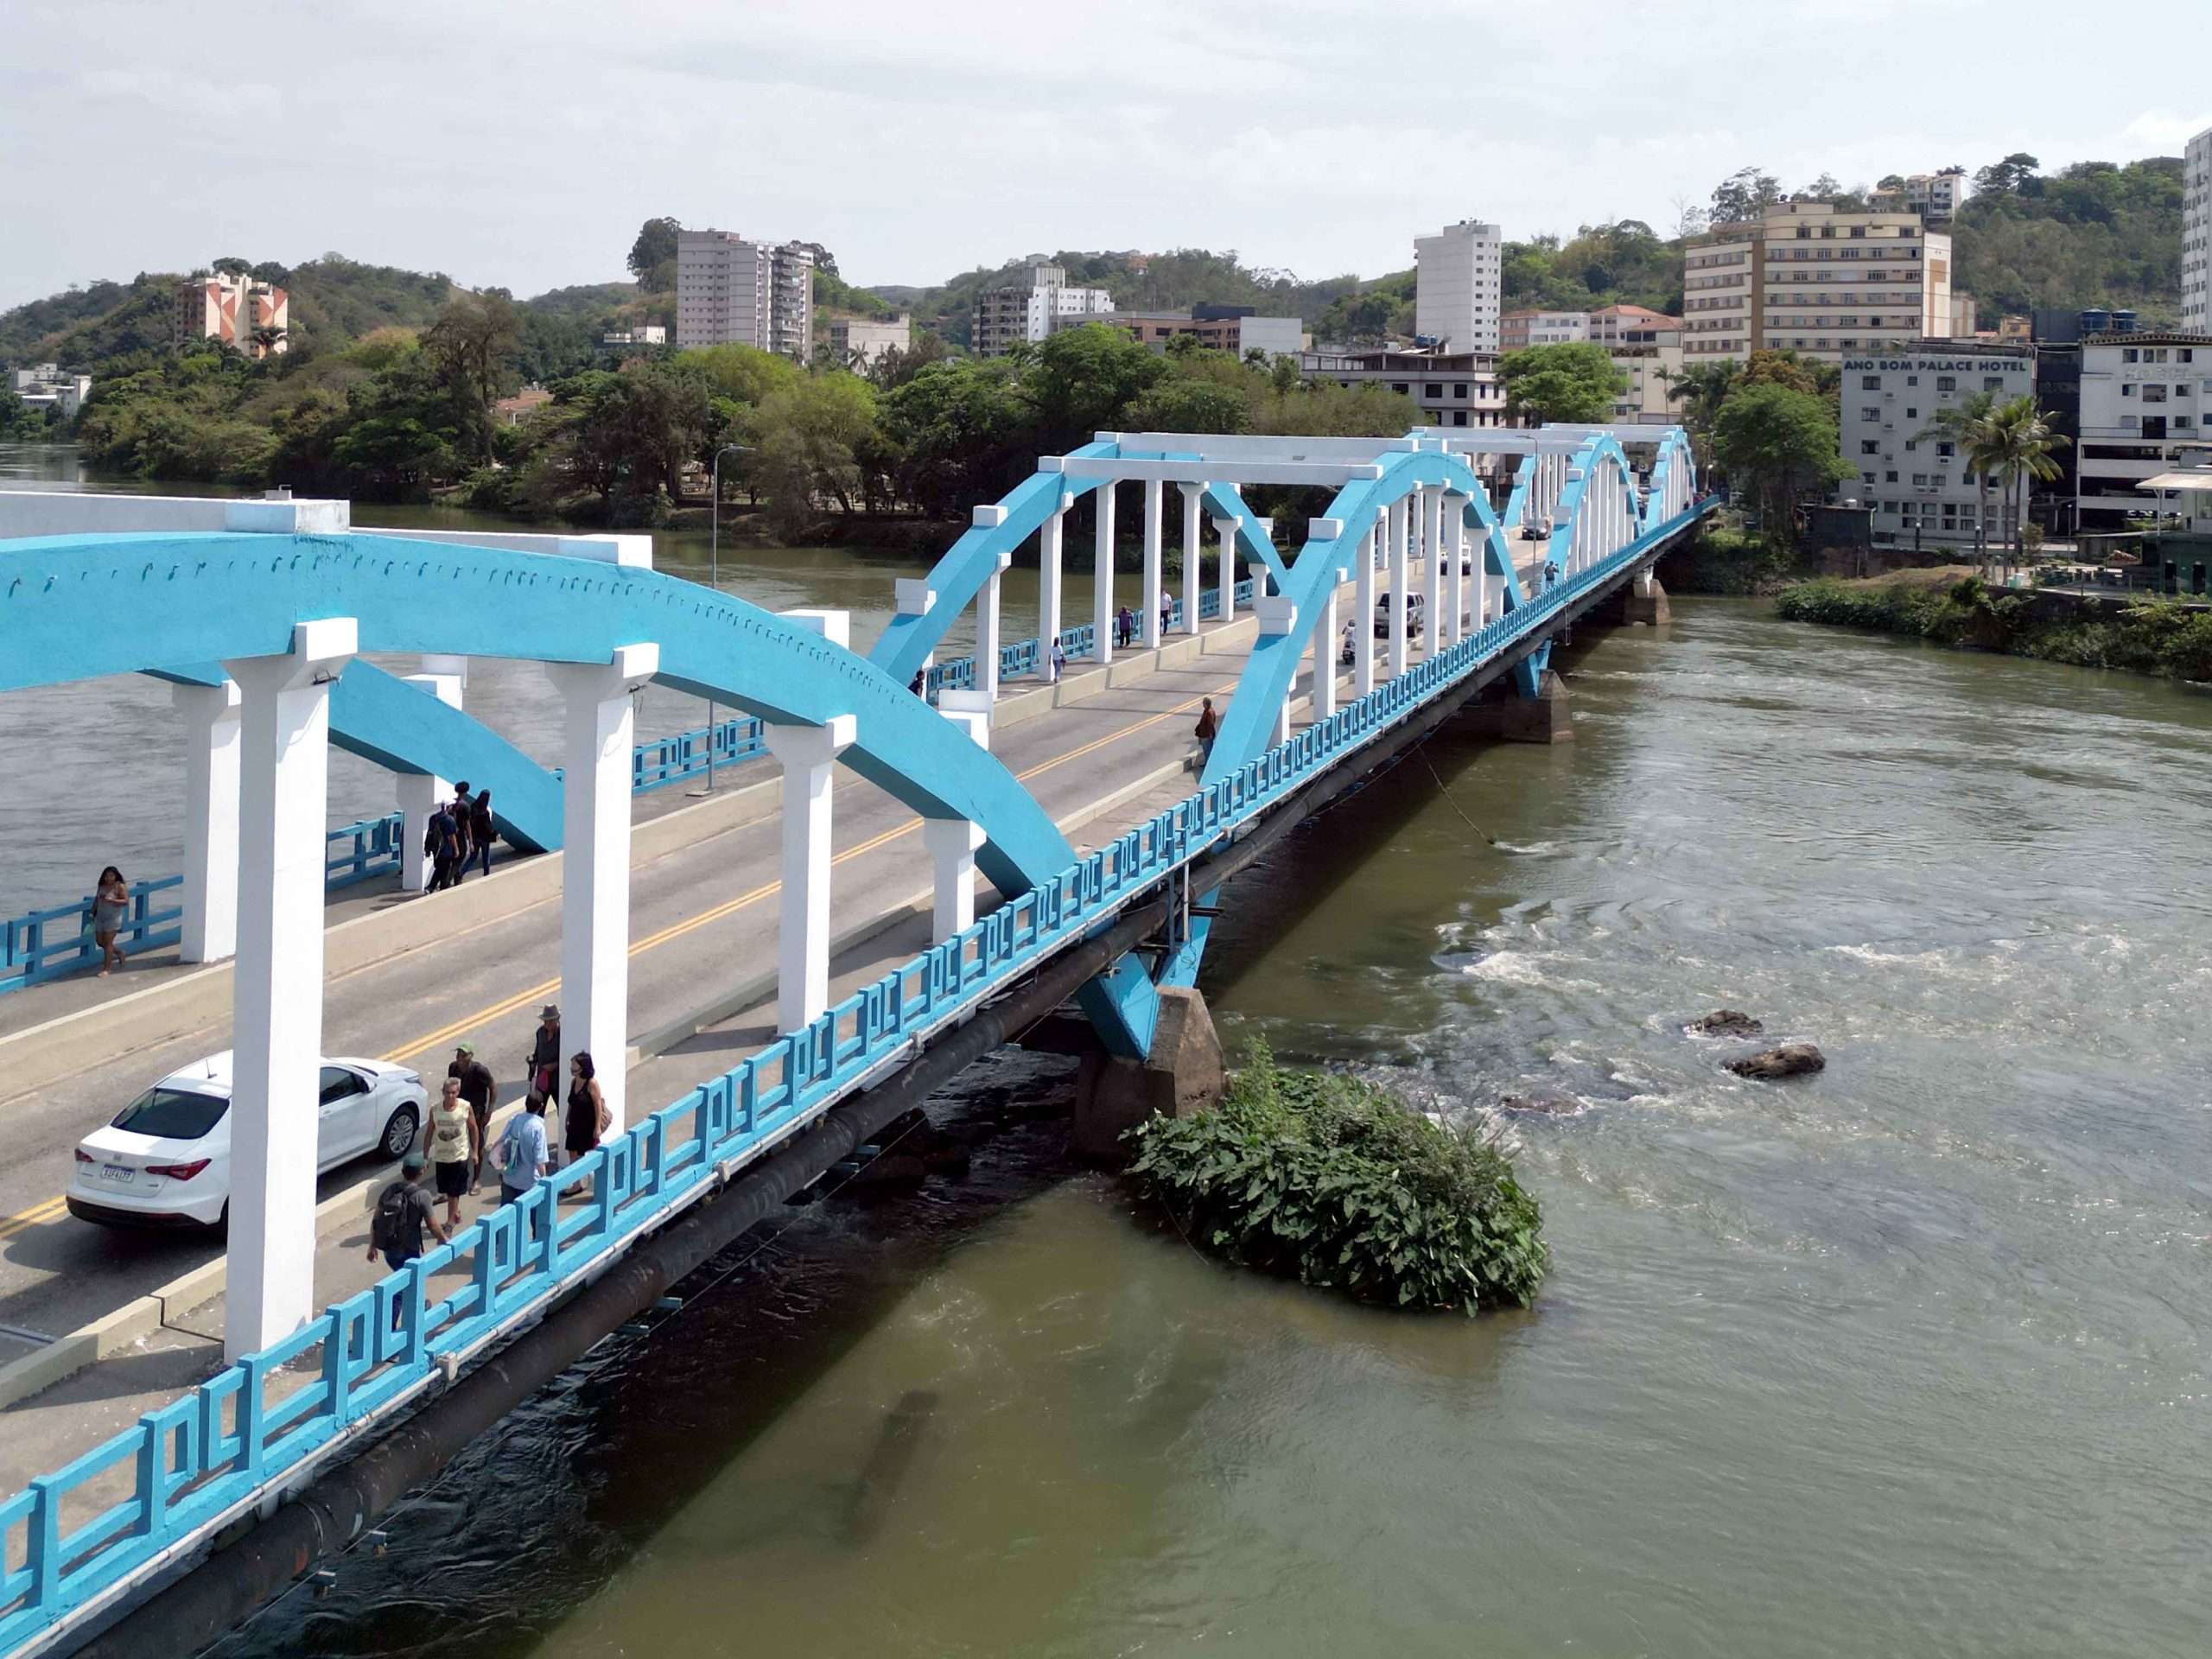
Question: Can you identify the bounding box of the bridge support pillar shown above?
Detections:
[1255,594,1297,747]
[1309,569,1343,722]
[922,817,986,944]
[1623,570,1672,626]
[548,642,658,1139]
[1039,494,1067,676]
[1211,514,1237,625]
[395,671,462,893]
[1354,522,1376,698]
[1421,487,1445,658]
[1071,984,1224,1165]
[1093,482,1117,664]
[222,617,358,1364]
[1444,493,1467,647]
[763,712,858,1031]
[976,552,1008,701]
[1141,478,1165,649]
[1179,486,1202,633]
[173,678,242,964]
[1388,495,1410,679]
[1461,669,1573,745]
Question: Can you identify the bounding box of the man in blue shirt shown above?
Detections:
[498,1093,552,1236]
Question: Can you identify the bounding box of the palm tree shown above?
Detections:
[1916,391,2001,576]
[1661,359,1736,471]
[1982,396,2069,583]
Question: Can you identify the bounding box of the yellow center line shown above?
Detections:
[3,669,1243,1243]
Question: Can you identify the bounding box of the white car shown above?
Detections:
[67,1052,427,1230]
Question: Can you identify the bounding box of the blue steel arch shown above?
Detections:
[868,439,1293,685]
[0,531,1077,900]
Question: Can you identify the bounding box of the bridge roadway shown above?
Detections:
[0,582,1394,1498]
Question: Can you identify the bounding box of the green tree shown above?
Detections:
[1916,391,2003,572]
[880,357,1037,518]
[1980,395,2069,575]
[1710,382,1853,543]
[1027,323,1166,448]
[1661,358,1737,467]
[421,291,521,463]
[1972,153,2041,197]
[627,216,683,292]
[747,372,886,531]
[1496,341,1628,424]
[1711,167,1783,225]
[1122,376,1249,435]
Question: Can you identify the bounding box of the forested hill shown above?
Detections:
[0,257,463,368]
[1949,156,2183,325]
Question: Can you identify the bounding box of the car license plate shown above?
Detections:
[99,1164,134,1184]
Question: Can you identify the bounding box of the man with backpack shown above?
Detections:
[423,799,460,893]
[367,1152,448,1274]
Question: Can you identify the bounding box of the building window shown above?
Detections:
[1983,376,2006,392]
[1862,375,1881,391]
[1885,470,1898,483]
[1452,383,1468,398]
[2143,384,2167,404]
[2123,348,2139,363]
[1912,473,1929,486]
[1425,384,1443,398]
[1860,407,1881,422]
[2122,384,2137,398]
[1904,440,1917,452]
[1906,406,1918,419]
[1936,376,1956,393]
[1860,440,1880,455]
[1937,442,1955,457]
[1452,410,1468,427]
[1906,374,1918,386]
[1391,383,1409,394]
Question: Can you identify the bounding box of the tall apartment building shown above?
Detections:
[2076,333,2212,530]
[972,264,1115,356]
[1590,308,1686,424]
[1682,199,1951,364]
[2183,125,2211,334]
[175,272,288,358]
[1838,342,2033,547]
[675,231,817,358]
[1413,220,1503,353]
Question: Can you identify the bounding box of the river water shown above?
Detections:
[0,445,1147,912]
[188,586,2210,1656]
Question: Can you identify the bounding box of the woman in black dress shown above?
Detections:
[565,1052,605,1198]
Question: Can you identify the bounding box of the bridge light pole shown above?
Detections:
[695,443,752,795]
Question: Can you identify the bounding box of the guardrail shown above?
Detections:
[0,499,1714,1654]
[0,880,184,997]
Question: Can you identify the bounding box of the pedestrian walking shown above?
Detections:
[1049,640,1065,683]
[468,788,495,878]
[1116,605,1134,649]
[425,1077,479,1230]
[447,1041,497,1186]
[1194,696,1220,763]
[565,1052,609,1197]
[493,1093,551,1237]
[448,781,474,880]
[1160,597,1173,638]
[524,1005,561,1103]
[368,1152,448,1275]
[90,866,129,976]
[423,800,460,892]
[909,669,925,697]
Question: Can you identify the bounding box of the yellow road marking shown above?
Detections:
[3,667,1244,1243]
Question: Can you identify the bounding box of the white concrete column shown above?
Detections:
[221,618,357,1363]
[1354,522,1377,698]
[1312,567,1343,721]
[395,671,462,893]
[1254,594,1298,747]
[1444,496,1467,647]
[545,641,658,1139]
[1388,497,1410,679]
[762,715,857,1031]
[976,552,1008,702]
[1212,516,1238,623]
[1093,482,1116,664]
[922,817,986,943]
[1422,488,1445,658]
[1039,494,1067,674]
[1141,478,1165,649]
[1179,486,1202,634]
[173,679,241,963]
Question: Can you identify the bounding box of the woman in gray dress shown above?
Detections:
[92,866,129,976]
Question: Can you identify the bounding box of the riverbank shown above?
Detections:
[1655,524,1819,594]
[1774,569,2212,680]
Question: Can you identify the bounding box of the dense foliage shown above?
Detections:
[1709,380,1853,543]
[1657,524,1815,594]
[1950,156,2184,327]
[1776,579,2212,680]
[1127,1041,1548,1313]
[1497,341,1629,423]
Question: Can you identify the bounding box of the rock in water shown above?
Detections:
[1691,1009,1764,1036]
[1497,1086,1585,1116]
[1727,1044,1825,1080]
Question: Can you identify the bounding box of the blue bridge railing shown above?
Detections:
[0,499,1714,1652]
[0,574,1252,995]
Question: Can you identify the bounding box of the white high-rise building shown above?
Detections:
[1413,220,1503,353]
[676,230,817,359]
[972,264,1116,356]
[2183,126,2211,335]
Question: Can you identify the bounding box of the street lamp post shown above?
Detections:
[693,443,752,795]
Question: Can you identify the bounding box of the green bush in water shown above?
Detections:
[1127,1039,1548,1313]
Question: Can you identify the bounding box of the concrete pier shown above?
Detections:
[1459,670,1574,745]
[1070,985,1225,1165]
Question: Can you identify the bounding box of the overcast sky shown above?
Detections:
[2,0,2205,310]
